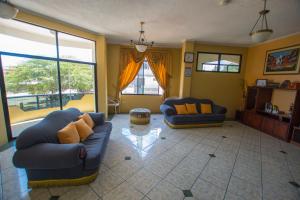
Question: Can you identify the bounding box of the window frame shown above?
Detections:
[196,51,242,73]
[0,19,98,141]
[121,60,163,96]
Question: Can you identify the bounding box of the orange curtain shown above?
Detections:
[146,52,171,98]
[118,50,145,92]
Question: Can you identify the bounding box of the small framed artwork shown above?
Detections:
[256,79,267,87]
[184,52,194,63]
[184,67,192,77]
[264,45,300,75]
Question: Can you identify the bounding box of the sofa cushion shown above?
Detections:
[57,122,80,144]
[166,114,225,125]
[78,113,95,129]
[16,108,81,150]
[83,133,108,169]
[185,103,198,114]
[93,122,113,133]
[200,104,212,114]
[74,119,94,142]
[174,104,189,115]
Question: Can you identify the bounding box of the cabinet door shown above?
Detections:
[273,122,289,141]
[261,117,274,135]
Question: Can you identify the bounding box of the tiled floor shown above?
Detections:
[1,114,300,200]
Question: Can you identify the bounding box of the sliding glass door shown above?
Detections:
[0,18,97,138]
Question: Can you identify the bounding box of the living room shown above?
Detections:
[0,0,300,200]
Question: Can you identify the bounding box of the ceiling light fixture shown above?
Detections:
[219,0,231,6]
[131,22,154,53]
[0,0,19,19]
[249,0,273,43]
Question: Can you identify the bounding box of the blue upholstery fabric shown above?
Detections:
[16,108,81,150]
[166,114,225,125]
[13,143,85,169]
[13,108,112,182]
[160,97,227,126]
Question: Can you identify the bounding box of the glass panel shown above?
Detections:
[58,32,95,63]
[59,61,95,112]
[1,55,60,137]
[143,61,163,95]
[0,18,57,57]
[220,54,241,73]
[197,53,219,71]
[122,61,163,95]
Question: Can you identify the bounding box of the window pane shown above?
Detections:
[197,53,219,71]
[1,55,60,137]
[220,54,241,72]
[58,32,95,63]
[0,18,57,57]
[122,60,163,95]
[59,61,95,112]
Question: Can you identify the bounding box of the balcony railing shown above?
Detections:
[7,92,93,111]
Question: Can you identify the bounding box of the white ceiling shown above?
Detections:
[9,0,300,47]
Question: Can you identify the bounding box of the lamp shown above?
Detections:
[131,22,154,53]
[249,0,273,43]
[0,0,19,19]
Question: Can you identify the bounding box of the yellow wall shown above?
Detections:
[245,33,300,113]
[106,45,181,113]
[191,43,248,119]
[245,33,300,85]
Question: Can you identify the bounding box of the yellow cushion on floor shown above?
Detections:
[201,103,212,114]
[174,104,189,115]
[78,113,95,128]
[185,103,198,114]
[74,119,94,141]
[57,123,80,144]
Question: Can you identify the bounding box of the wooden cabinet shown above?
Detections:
[261,117,274,135]
[242,110,289,141]
[242,87,300,142]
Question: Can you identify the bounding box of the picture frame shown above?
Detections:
[184,52,194,63]
[256,79,267,87]
[264,45,300,75]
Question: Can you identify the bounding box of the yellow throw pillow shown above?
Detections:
[174,104,189,115]
[201,103,212,114]
[74,119,94,141]
[185,103,198,114]
[57,123,80,144]
[78,113,95,129]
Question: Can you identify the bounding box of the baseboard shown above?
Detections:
[28,172,98,188]
[164,119,223,129]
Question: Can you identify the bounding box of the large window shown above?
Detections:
[122,60,163,95]
[0,18,96,138]
[197,52,241,73]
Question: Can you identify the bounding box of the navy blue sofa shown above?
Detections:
[13,108,112,187]
[160,97,227,128]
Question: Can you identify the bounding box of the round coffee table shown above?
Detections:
[129,108,151,125]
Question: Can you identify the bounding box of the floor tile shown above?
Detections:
[127,168,161,194]
[147,180,184,200]
[103,181,144,200]
[191,178,226,200]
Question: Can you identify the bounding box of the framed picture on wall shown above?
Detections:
[184,52,194,63]
[264,45,300,75]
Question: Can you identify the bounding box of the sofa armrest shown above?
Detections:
[160,104,176,116]
[213,104,227,114]
[13,143,86,169]
[89,112,105,126]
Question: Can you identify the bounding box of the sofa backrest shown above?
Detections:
[16,108,81,150]
[163,97,214,112]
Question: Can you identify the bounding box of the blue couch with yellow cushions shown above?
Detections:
[160,97,227,128]
[13,108,112,187]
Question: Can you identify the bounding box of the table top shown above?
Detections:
[130,108,151,113]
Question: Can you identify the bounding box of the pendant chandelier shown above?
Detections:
[249,0,273,43]
[131,22,154,53]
